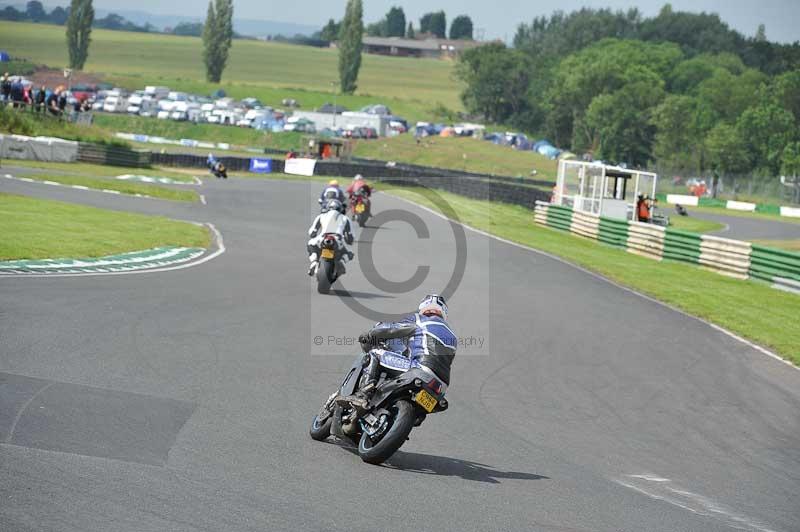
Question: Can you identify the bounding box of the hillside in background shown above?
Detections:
[0,3,318,36]
[0,20,461,123]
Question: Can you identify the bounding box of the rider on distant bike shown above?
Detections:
[306,199,354,276]
[319,179,347,207]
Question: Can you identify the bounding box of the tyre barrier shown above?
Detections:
[534,201,800,294]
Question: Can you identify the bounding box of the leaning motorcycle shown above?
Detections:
[309,346,449,465]
[350,191,371,227]
[210,162,227,179]
[315,233,346,294]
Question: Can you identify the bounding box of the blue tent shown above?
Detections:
[0,51,10,62]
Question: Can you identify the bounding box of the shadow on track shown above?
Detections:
[329,289,394,299]
[325,441,548,484]
[384,451,550,484]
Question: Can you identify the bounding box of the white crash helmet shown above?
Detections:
[418,294,448,320]
[326,199,345,214]
[353,174,363,181]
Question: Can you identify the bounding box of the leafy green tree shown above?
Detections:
[338,0,363,94]
[202,0,233,83]
[406,22,415,39]
[48,6,68,25]
[770,69,800,122]
[365,20,387,37]
[385,6,405,37]
[781,141,800,203]
[737,103,796,175]
[667,52,744,93]
[25,1,46,22]
[755,24,767,42]
[584,68,665,165]
[651,94,711,171]
[173,22,204,36]
[705,123,751,196]
[449,15,473,40]
[695,67,766,123]
[66,0,94,69]
[455,43,532,124]
[420,11,446,38]
[638,4,741,57]
[320,18,341,42]
[543,39,682,148]
[0,6,23,21]
[514,8,641,61]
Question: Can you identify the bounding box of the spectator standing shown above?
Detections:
[35,86,46,113]
[46,89,60,115]
[1,73,10,102]
[9,77,23,107]
[57,89,67,115]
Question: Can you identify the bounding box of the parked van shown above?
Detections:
[144,86,170,99]
[103,95,128,113]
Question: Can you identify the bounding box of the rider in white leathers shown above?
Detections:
[307,199,354,276]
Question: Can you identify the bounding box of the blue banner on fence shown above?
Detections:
[249,158,273,173]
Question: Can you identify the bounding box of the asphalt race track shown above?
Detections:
[1,175,799,532]
[685,208,799,241]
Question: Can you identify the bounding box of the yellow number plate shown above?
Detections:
[415,389,437,413]
[355,204,365,213]
[321,248,335,259]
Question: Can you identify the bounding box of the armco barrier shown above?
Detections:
[150,151,550,208]
[77,143,150,167]
[533,201,800,293]
[749,245,800,292]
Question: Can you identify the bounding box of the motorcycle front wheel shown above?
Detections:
[357,400,415,465]
[309,409,333,441]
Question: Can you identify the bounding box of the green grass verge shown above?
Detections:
[3,159,197,182]
[352,135,558,180]
[0,21,461,123]
[685,205,800,226]
[0,192,209,260]
[22,173,199,201]
[751,239,800,252]
[379,186,800,364]
[94,113,304,150]
[668,215,726,233]
[0,105,127,145]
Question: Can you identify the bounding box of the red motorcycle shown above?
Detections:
[349,190,371,227]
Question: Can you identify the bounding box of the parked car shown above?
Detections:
[284,116,315,133]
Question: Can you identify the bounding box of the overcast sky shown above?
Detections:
[91,0,800,43]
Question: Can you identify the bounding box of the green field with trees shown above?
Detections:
[0,20,461,121]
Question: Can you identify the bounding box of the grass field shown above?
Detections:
[686,205,800,225]
[0,192,209,260]
[93,113,306,149]
[668,216,726,233]
[4,159,197,182]
[0,21,461,123]
[352,135,559,180]
[752,239,800,251]
[20,173,199,201]
[376,185,800,364]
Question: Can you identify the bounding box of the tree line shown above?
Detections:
[456,4,800,184]
[1,0,153,32]
[318,6,473,42]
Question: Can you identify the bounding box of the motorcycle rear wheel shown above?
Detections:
[358,400,415,465]
[316,259,335,294]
